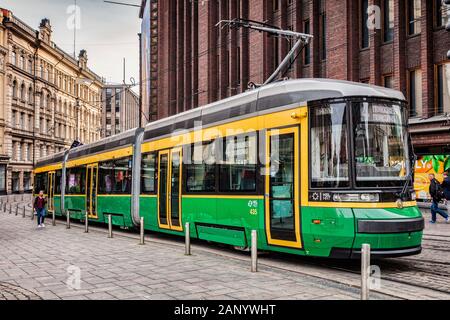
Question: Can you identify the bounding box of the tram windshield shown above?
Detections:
[310,100,410,189]
[353,102,409,188]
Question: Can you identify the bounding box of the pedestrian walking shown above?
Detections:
[442,171,450,216]
[428,174,449,224]
[33,190,47,229]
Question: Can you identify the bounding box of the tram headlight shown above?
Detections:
[332,193,380,202]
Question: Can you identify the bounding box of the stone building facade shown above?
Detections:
[0,9,104,194]
[140,0,450,155]
[102,84,140,137]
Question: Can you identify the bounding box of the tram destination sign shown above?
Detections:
[362,104,399,124]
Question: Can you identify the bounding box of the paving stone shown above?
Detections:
[0,206,400,300]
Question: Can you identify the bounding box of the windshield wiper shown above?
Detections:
[397,154,417,201]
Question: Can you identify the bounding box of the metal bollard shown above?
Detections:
[361,243,371,300]
[15,204,19,216]
[3,202,6,212]
[108,214,113,238]
[139,217,145,245]
[251,230,258,272]
[8,204,12,214]
[22,207,26,218]
[85,212,89,233]
[185,222,191,256]
[52,210,56,226]
[66,211,71,229]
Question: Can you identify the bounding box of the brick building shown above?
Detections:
[140,0,450,155]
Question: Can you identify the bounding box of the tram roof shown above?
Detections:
[35,79,405,169]
[142,78,406,140]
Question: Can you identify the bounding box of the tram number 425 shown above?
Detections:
[248,200,258,216]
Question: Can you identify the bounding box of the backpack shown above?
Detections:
[434,181,445,201]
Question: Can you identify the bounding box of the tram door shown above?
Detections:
[86,164,98,218]
[265,127,302,249]
[47,171,55,213]
[157,148,183,231]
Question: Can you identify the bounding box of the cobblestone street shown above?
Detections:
[1,198,449,300]
[0,204,393,300]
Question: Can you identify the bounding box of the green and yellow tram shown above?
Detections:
[33,79,424,259]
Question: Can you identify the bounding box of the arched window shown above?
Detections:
[41,94,45,108]
[19,55,24,69]
[20,83,26,101]
[12,80,18,99]
[28,58,33,74]
[11,51,16,65]
[28,87,33,104]
[47,94,51,109]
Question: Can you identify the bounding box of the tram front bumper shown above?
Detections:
[329,208,424,259]
[330,245,422,259]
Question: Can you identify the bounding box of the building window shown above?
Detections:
[383,0,394,42]
[12,172,19,193]
[273,38,279,67]
[436,0,450,28]
[12,80,18,99]
[361,0,369,48]
[408,69,422,117]
[20,84,25,101]
[0,165,6,194]
[320,13,327,60]
[11,111,16,128]
[407,0,421,35]
[19,55,24,69]
[304,20,311,65]
[436,63,450,115]
[273,0,279,11]
[28,87,33,104]
[11,51,16,65]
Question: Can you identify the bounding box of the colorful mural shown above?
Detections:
[414,155,450,201]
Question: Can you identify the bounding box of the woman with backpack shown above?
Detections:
[428,173,449,224]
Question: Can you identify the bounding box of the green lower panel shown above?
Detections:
[353,231,423,250]
[197,225,247,247]
[97,195,133,227]
[300,206,355,257]
[139,196,158,230]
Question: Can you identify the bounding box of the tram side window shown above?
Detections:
[99,157,132,194]
[99,161,115,194]
[66,167,86,194]
[113,157,132,194]
[219,134,257,192]
[185,141,216,192]
[34,173,48,194]
[141,153,156,193]
[55,170,62,194]
[310,102,350,188]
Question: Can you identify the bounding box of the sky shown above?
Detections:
[2,0,141,90]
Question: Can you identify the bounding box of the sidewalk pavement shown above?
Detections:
[0,209,393,300]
